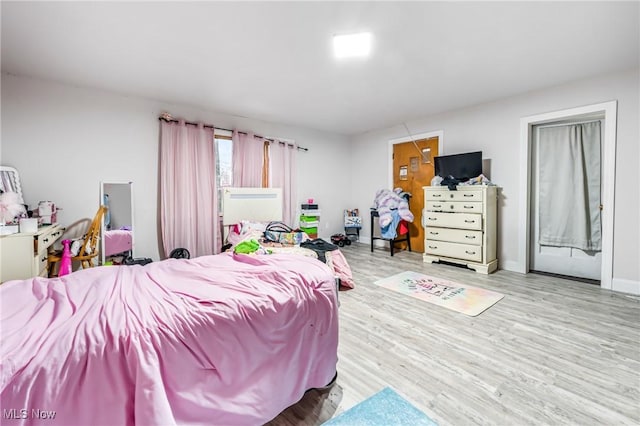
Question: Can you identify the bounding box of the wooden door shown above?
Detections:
[392,137,439,253]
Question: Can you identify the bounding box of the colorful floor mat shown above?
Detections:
[374,271,503,316]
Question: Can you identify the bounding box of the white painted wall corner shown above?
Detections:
[611,278,640,296]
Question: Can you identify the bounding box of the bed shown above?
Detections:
[226,219,355,290]
[222,187,355,290]
[104,228,133,257]
[0,252,339,425]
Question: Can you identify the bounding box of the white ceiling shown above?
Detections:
[2,1,638,136]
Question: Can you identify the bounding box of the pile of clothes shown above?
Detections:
[432,173,494,190]
[373,188,414,239]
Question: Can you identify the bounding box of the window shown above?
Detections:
[215,136,233,212]
[215,137,232,187]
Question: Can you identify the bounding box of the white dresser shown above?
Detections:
[422,186,498,274]
[0,223,64,283]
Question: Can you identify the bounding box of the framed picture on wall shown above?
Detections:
[399,165,408,180]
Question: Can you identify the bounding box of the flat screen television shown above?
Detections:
[434,151,482,182]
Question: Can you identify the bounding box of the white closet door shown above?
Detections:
[530,121,602,281]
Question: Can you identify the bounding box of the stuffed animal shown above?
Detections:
[0,191,26,224]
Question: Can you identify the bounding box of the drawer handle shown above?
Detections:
[464,205,474,209]
[463,194,474,197]
[43,238,49,243]
[428,217,437,221]
[465,250,476,255]
[429,231,439,235]
[465,235,476,239]
[433,204,442,208]
[464,220,476,224]
[433,194,442,198]
[41,255,47,262]
[428,245,438,249]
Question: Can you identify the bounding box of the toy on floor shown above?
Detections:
[330,233,351,247]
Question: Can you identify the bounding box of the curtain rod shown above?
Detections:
[158,117,308,152]
[534,118,602,130]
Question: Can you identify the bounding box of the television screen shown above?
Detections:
[434,151,482,182]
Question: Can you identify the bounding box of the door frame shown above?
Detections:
[518,101,617,289]
[387,130,444,252]
[388,130,444,188]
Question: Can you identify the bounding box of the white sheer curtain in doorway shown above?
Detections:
[537,121,602,251]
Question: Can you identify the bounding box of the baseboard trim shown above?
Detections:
[611,278,640,295]
[359,237,388,249]
[501,260,522,273]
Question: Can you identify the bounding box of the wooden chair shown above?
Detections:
[370,209,412,256]
[47,205,107,277]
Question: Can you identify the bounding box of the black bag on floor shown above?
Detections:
[169,248,191,259]
[123,256,153,266]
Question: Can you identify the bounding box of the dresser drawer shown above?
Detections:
[425,227,483,246]
[424,240,482,262]
[426,201,483,214]
[425,189,484,202]
[422,211,482,230]
[35,250,49,277]
[36,226,62,253]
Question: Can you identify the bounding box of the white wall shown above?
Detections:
[1,73,352,260]
[350,68,639,288]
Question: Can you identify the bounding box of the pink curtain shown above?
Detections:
[160,120,220,258]
[232,130,264,187]
[269,140,297,227]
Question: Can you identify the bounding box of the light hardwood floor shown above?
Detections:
[269,242,640,426]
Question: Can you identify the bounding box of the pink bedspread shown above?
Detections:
[0,253,339,426]
[104,229,132,256]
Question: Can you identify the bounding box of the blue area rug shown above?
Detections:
[323,387,438,426]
